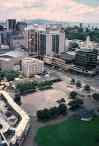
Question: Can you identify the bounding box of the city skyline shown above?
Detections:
[0,0,99,23]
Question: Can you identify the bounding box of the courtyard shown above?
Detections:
[22,81,72,116]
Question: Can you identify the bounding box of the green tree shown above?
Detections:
[92,93,99,101]
[1,70,19,81]
[70,78,75,85]
[69,91,78,99]
[76,81,82,88]
[84,84,91,92]
[37,109,50,121]
[68,98,83,110]
[58,103,67,115]
[14,92,21,105]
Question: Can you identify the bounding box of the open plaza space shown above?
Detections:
[21,69,99,146]
[22,81,72,116]
[36,118,99,146]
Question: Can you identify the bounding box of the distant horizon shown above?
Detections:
[1,18,99,26]
[0,0,99,23]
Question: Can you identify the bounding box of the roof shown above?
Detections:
[78,48,95,53]
[0,50,28,58]
[60,52,75,61]
[0,91,30,145]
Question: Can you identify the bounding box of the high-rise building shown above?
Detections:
[24,27,65,56]
[7,19,16,32]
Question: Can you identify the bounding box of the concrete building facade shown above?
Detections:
[22,57,44,77]
[24,27,65,56]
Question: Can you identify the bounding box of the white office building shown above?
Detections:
[22,57,44,77]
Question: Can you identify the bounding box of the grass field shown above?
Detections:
[36,118,99,146]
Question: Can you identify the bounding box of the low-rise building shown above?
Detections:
[9,34,25,49]
[22,57,44,77]
[0,49,28,71]
[74,49,98,70]
[0,90,30,146]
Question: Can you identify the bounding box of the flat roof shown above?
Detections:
[0,91,30,145]
[0,50,28,58]
[78,48,95,53]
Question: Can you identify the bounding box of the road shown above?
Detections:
[55,69,99,89]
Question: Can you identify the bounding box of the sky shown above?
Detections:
[0,0,99,23]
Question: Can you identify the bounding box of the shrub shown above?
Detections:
[76,81,82,88]
[37,109,50,121]
[16,81,36,94]
[0,70,19,81]
[92,93,99,101]
[58,103,67,115]
[56,98,65,104]
[70,78,75,85]
[37,104,67,121]
[14,92,21,105]
[68,98,83,110]
[69,91,77,99]
[84,84,91,92]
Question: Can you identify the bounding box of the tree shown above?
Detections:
[68,98,83,110]
[37,109,50,121]
[56,98,65,104]
[49,107,59,118]
[69,91,77,99]
[58,103,67,115]
[70,78,75,85]
[76,81,82,88]
[92,93,99,101]
[16,81,36,94]
[1,70,19,81]
[14,92,21,105]
[37,104,67,122]
[84,84,91,92]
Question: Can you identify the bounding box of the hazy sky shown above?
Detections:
[1,0,99,23]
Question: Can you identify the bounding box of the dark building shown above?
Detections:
[0,25,4,31]
[74,49,97,70]
[27,30,46,56]
[39,32,46,56]
[16,22,27,32]
[52,34,59,54]
[7,19,16,32]
[26,28,65,56]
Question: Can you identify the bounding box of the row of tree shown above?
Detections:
[16,80,53,94]
[68,91,84,110]
[37,103,67,121]
[71,78,91,92]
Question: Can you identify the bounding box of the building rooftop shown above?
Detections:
[0,91,30,146]
[23,57,43,63]
[0,50,28,59]
[78,48,95,53]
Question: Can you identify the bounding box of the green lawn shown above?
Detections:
[36,118,99,146]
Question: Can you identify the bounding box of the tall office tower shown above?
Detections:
[24,29,40,55]
[46,33,53,56]
[24,27,65,56]
[7,19,16,32]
